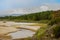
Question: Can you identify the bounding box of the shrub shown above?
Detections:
[48,19,57,26]
[53,25,60,38]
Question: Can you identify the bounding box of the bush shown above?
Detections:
[48,19,57,26]
[53,25,60,38]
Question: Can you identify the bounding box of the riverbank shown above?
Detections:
[0,21,42,40]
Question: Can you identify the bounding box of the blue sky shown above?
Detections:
[0,0,60,11]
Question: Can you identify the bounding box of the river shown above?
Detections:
[0,21,40,39]
[8,29,35,39]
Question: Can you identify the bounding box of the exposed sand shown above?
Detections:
[0,21,40,35]
[0,21,41,39]
[0,21,40,31]
[0,27,18,35]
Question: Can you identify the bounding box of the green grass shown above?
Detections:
[34,24,48,40]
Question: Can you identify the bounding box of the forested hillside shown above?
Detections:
[0,11,53,22]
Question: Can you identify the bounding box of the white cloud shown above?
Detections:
[44,3,60,10]
[40,6,49,11]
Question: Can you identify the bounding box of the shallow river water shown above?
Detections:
[8,29,35,39]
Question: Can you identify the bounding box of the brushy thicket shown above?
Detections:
[53,25,60,38]
[49,10,60,38]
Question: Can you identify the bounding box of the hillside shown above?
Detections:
[0,11,53,22]
[33,10,60,40]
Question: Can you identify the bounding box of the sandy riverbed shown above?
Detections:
[0,21,40,31]
[0,21,41,39]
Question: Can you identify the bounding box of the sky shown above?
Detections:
[0,0,60,11]
[0,0,60,16]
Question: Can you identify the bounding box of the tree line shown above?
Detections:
[0,11,53,21]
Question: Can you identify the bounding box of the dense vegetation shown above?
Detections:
[34,10,60,40]
[0,11,53,22]
[50,10,60,38]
